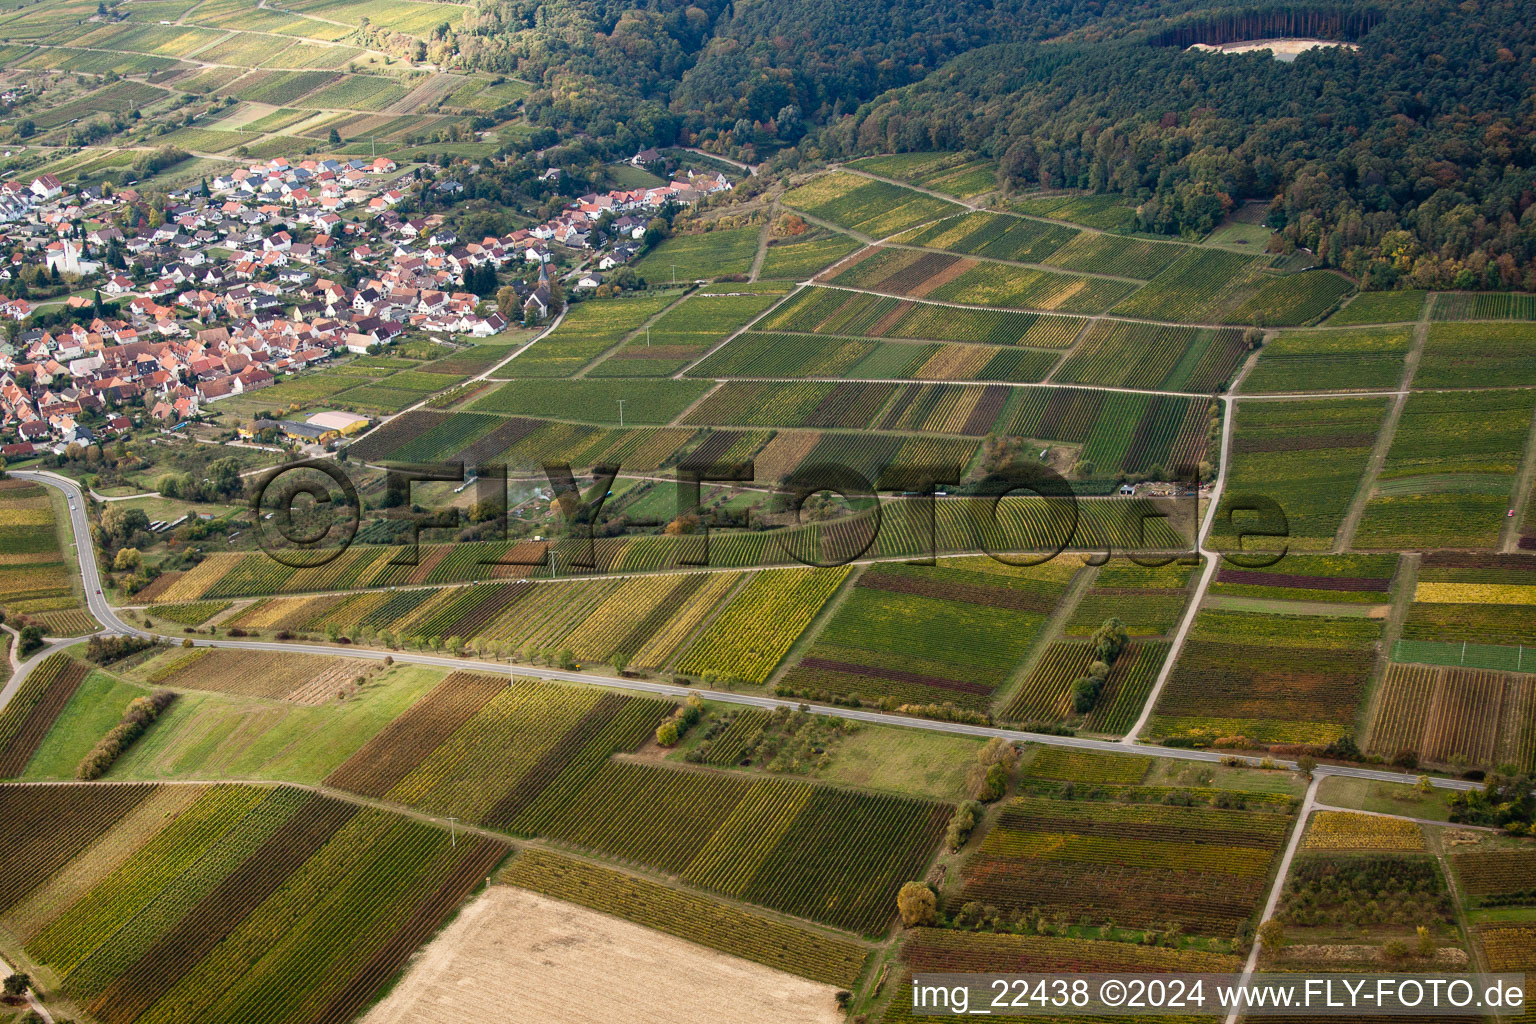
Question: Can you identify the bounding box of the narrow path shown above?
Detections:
[576,288,692,378]
[1425,825,1490,983]
[1308,801,1491,831]
[990,562,1098,721]
[1332,295,1434,551]
[1499,395,1536,552]
[1224,774,1318,1024]
[747,210,772,282]
[1355,552,1419,748]
[0,951,52,1023]
[1121,394,1236,743]
[665,380,722,427]
[680,147,757,176]
[672,282,805,378]
[790,209,874,247]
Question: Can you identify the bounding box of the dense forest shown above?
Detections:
[447,0,1536,291]
[821,2,1536,290]
[452,0,1205,153]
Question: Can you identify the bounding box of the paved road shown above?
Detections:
[11,470,1487,795]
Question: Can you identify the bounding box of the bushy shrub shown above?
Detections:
[76,690,176,780]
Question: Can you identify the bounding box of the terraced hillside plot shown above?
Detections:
[882,929,1240,1024]
[470,378,712,424]
[681,379,896,429]
[959,793,1291,935]
[874,488,1186,562]
[1041,232,1186,279]
[498,291,679,377]
[876,382,1009,434]
[1112,248,1268,322]
[348,409,519,463]
[899,342,1058,382]
[535,762,949,934]
[758,285,1084,347]
[328,674,675,828]
[1010,193,1141,232]
[1053,321,1247,391]
[1002,640,1169,734]
[1241,326,1413,393]
[0,782,509,1024]
[1221,270,1354,326]
[894,211,1075,263]
[1355,389,1536,549]
[924,259,1136,314]
[777,558,1078,712]
[1210,397,1390,550]
[1415,321,1536,388]
[589,291,781,376]
[758,233,863,280]
[1433,292,1536,321]
[823,245,968,295]
[999,386,1213,479]
[630,226,761,282]
[284,572,678,657]
[782,171,963,238]
[1328,290,1428,326]
[848,152,999,199]
[688,331,880,379]
[1150,606,1384,746]
[1367,662,1536,770]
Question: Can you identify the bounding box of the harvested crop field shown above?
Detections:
[360,885,843,1024]
[147,648,373,703]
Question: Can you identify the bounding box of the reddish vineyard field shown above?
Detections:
[957,794,1291,936]
[1367,662,1536,770]
[1150,608,1383,746]
[1454,849,1536,907]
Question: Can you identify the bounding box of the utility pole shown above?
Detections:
[446,816,458,847]
[616,398,624,428]
[671,264,676,287]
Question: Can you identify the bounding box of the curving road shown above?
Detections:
[9,470,1485,794]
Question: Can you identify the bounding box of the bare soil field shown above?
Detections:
[360,886,845,1024]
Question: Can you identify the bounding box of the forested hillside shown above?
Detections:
[821,1,1536,290]
[452,0,1203,154]
[446,0,1536,293]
